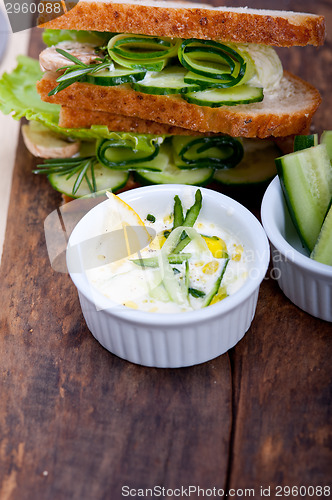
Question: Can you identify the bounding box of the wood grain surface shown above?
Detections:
[0,1,331,499]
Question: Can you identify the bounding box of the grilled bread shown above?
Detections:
[38,0,325,47]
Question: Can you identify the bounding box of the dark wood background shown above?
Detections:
[0,1,331,499]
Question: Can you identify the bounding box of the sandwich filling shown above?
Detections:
[40,30,283,107]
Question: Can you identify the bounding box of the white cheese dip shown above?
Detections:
[86,196,248,313]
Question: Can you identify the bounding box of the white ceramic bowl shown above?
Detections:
[67,184,270,367]
[261,176,332,322]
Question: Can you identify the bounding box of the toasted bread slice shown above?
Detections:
[38,0,325,47]
[59,106,306,148]
[37,70,321,139]
[59,105,199,135]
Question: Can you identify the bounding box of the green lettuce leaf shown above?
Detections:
[0,55,164,151]
[0,55,60,122]
[42,29,112,47]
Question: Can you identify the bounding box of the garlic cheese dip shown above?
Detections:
[86,189,249,313]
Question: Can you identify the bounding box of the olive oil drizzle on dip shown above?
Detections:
[86,189,248,313]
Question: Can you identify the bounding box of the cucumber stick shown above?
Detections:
[321,130,332,160]
[275,144,332,252]
[293,134,318,152]
[310,204,332,265]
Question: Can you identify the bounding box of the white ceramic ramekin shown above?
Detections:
[261,176,332,322]
[67,184,270,367]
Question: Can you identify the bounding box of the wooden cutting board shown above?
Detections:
[1,1,331,497]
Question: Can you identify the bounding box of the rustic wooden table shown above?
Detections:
[0,1,331,499]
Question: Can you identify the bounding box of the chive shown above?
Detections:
[173,195,184,229]
[147,214,156,222]
[201,234,219,240]
[131,253,191,268]
[172,235,191,254]
[188,288,206,298]
[185,259,190,296]
[172,189,203,253]
[183,189,202,227]
[203,258,230,307]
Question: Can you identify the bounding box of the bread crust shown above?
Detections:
[59,105,200,135]
[37,70,321,139]
[38,0,325,47]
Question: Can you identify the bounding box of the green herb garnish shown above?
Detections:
[48,48,111,96]
[173,195,184,229]
[173,189,202,254]
[188,288,206,298]
[33,156,99,195]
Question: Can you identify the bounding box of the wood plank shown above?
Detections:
[1,1,331,497]
[227,0,332,491]
[0,28,232,500]
[228,276,332,492]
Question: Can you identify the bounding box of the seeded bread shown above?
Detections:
[59,105,201,135]
[37,70,321,139]
[59,106,307,146]
[38,0,325,47]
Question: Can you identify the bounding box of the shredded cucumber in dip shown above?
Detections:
[86,189,249,313]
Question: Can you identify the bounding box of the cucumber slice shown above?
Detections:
[111,36,174,60]
[107,34,180,72]
[184,51,255,88]
[109,50,166,72]
[214,139,278,186]
[85,68,146,86]
[178,40,247,87]
[321,130,332,160]
[48,163,129,198]
[123,147,170,172]
[294,134,318,152]
[135,145,213,185]
[96,138,160,169]
[184,71,231,89]
[108,36,169,72]
[310,204,332,265]
[275,144,332,252]
[172,135,243,169]
[183,85,263,107]
[131,67,202,95]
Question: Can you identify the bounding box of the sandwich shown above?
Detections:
[0,0,325,200]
